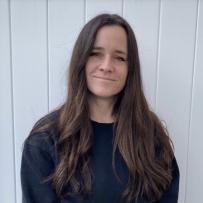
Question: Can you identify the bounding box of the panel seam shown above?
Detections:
[8,0,17,202]
[155,0,162,112]
[46,0,50,112]
[184,0,200,202]
[84,0,87,24]
[121,0,124,17]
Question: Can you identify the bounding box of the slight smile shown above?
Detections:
[94,76,116,81]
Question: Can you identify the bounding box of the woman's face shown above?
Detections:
[85,25,128,101]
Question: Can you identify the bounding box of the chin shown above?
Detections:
[92,93,115,99]
[87,86,123,99]
[89,90,119,99]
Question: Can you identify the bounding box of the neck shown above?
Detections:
[88,95,116,123]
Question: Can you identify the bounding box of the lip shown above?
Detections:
[94,76,116,81]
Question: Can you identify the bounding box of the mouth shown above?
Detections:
[94,76,116,81]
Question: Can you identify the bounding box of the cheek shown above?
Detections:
[119,69,128,85]
[85,67,95,90]
[85,62,95,79]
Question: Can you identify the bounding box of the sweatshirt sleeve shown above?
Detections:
[20,137,60,203]
[157,156,180,203]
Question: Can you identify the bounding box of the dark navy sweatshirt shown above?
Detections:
[21,112,179,203]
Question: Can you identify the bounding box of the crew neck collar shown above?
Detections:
[90,119,114,125]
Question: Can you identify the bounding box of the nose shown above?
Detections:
[99,55,114,73]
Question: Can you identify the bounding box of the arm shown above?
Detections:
[157,156,180,203]
[21,139,60,203]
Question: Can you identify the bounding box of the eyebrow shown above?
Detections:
[92,46,127,56]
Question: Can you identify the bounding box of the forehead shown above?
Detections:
[93,25,127,51]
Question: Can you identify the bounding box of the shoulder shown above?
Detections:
[23,110,60,162]
[171,155,180,178]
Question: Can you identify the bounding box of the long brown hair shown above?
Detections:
[29,14,174,202]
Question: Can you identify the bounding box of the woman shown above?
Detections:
[21,14,180,203]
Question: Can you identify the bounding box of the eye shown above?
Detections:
[89,52,100,57]
[116,56,126,62]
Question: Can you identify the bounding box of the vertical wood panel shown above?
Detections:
[10,0,48,202]
[0,1,16,203]
[123,0,160,110]
[86,0,122,22]
[48,0,85,110]
[0,0,202,202]
[185,0,203,202]
[156,1,198,202]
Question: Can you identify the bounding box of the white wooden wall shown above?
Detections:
[0,0,202,203]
